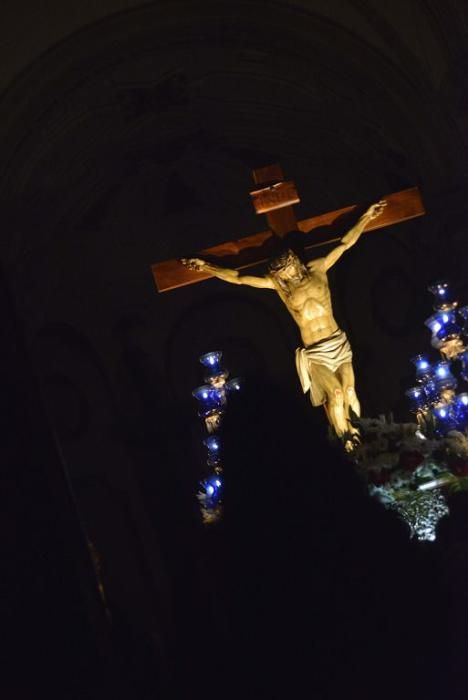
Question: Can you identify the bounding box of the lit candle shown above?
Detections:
[192,385,225,416]
[203,435,221,453]
[411,354,432,381]
[459,305,468,334]
[433,404,449,420]
[460,349,468,382]
[432,402,457,435]
[425,310,458,334]
[422,377,438,403]
[424,314,443,336]
[199,350,223,374]
[433,361,457,392]
[435,310,461,343]
[226,377,242,392]
[202,474,223,505]
[405,386,426,411]
[428,280,455,310]
[455,392,468,428]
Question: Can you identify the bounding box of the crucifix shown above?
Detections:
[152,165,425,446]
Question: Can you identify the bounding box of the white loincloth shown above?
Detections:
[295,328,353,406]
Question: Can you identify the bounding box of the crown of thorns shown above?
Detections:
[268,249,302,273]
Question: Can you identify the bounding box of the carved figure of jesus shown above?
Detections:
[182,200,386,444]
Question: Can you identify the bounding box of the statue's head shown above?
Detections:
[268,248,307,284]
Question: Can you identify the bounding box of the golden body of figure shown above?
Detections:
[182,201,386,443]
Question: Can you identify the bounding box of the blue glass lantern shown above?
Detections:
[203,437,222,467]
[435,310,461,343]
[433,361,457,392]
[200,350,224,375]
[432,402,457,435]
[424,314,444,336]
[433,404,449,421]
[425,310,458,337]
[192,384,225,416]
[459,305,468,335]
[422,377,438,404]
[226,377,242,392]
[411,354,432,382]
[201,474,223,507]
[460,349,468,382]
[428,280,454,310]
[207,455,221,468]
[405,386,426,412]
[203,435,221,453]
[454,393,468,428]
[200,350,223,370]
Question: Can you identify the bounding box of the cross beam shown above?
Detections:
[152,167,425,292]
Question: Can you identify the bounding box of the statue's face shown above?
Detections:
[277,256,305,282]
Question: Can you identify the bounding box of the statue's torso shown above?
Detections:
[273,264,339,346]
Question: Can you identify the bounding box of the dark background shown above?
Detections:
[1,2,468,698]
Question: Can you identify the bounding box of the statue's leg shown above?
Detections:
[310,363,348,437]
[336,361,360,429]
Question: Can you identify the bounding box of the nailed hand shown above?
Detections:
[180,257,207,271]
[365,199,387,220]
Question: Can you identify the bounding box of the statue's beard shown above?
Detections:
[285,270,305,285]
[273,271,303,295]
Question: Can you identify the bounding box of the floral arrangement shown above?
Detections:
[353,417,468,540]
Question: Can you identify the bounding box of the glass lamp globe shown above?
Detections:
[459,305,468,336]
[226,377,242,392]
[192,385,225,416]
[422,377,438,404]
[433,361,457,392]
[411,354,432,381]
[432,401,457,435]
[200,350,223,373]
[428,280,455,311]
[424,314,444,336]
[202,474,223,505]
[405,386,426,411]
[459,349,468,382]
[455,393,468,427]
[434,310,461,343]
[203,435,221,453]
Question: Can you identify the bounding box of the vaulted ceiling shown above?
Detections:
[1,1,467,258]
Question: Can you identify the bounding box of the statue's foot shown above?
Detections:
[343,429,360,453]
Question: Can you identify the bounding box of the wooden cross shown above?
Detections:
[152,164,425,293]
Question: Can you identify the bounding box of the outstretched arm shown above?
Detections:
[318,200,387,271]
[181,258,274,289]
